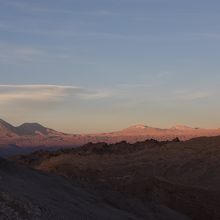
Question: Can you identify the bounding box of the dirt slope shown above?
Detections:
[0,157,188,220]
[12,137,220,220]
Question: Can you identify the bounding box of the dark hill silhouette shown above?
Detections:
[0,119,17,136]
[0,119,15,130]
[16,123,51,135]
[0,119,56,136]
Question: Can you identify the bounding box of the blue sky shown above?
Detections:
[0,0,220,133]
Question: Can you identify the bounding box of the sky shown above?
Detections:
[0,0,220,133]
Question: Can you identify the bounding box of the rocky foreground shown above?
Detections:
[0,157,188,220]
[12,136,220,220]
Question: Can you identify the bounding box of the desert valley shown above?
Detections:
[0,119,220,219]
[1,0,219,219]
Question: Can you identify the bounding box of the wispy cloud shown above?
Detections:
[0,43,43,63]
[117,71,172,89]
[0,23,150,41]
[5,1,59,14]
[175,89,212,101]
[0,84,112,104]
[0,42,78,64]
[5,1,118,17]
[191,32,220,40]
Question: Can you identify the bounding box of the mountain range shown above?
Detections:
[0,118,60,137]
[1,119,220,155]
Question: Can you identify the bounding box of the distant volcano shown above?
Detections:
[0,119,58,136]
[1,119,220,154]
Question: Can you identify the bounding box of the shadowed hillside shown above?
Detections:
[12,136,220,220]
[0,157,189,220]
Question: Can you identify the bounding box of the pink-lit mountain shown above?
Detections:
[1,119,220,148]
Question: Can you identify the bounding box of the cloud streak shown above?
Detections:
[0,43,43,63]
[191,32,220,40]
[0,84,111,104]
[175,89,212,101]
[4,1,119,17]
